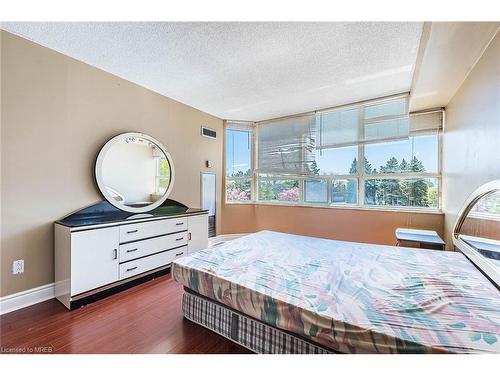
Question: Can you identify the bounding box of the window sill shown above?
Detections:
[467,212,500,222]
[224,201,443,215]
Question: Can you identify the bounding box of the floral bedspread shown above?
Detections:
[172,231,500,353]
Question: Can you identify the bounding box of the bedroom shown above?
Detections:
[1,1,499,373]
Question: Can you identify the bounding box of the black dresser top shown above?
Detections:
[56,200,207,228]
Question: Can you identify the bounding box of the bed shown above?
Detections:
[172,230,500,354]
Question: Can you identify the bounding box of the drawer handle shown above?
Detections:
[126,248,138,253]
[113,249,117,260]
[175,252,184,257]
[175,222,184,226]
[126,230,138,234]
[126,266,138,272]
[175,237,184,241]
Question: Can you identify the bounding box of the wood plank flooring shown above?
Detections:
[0,274,251,354]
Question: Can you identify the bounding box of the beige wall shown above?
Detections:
[443,32,500,248]
[0,31,223,297]
[222,204,444,245]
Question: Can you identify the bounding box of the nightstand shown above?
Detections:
[395,228,446,250]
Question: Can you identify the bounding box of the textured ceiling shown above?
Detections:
[1,22,423,121]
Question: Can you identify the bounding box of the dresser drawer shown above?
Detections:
[119,217,187,243]
[119,246,187,280]
[119,232,188,262]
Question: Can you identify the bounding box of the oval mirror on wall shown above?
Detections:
[95,132,175,213]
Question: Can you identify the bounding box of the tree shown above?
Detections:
[407,156,428,207]
[309,160,320,175]
[278,187,300,202]
[258,179,298,201]
[258,180,275,201]
[362,157,378,204]
[398,158,410,205]
[427,185,438,208]
[380,157,400,173]
[364,157,373,175]
[346,157,359,204]
[409,156,425,173]
[232,169,252,178]
[376,158,402,205]
[349,157,358,174]
[226,180,250,201]
[399,158,409,173]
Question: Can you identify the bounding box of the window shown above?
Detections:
[364,178,439,208]
[364,134,439,175]
[226,180,251,202]
[470,190,500,219]
[225,125,253,202]
[315,146,358,175]
[333,179,358,204]
[225,95,442,211]
[362,132,440,209]
[304,179,328,203]
[155,157,171,195]
[226,128,252,177]
[258,176,300,202]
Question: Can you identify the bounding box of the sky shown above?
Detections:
[226,129,252,176]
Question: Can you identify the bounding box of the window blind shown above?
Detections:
[362,97,409,142]
[409,111,443,133]
[317,108,359,148]
[363,117,409,142]
[316,96,411,147]
[257,114,316,175]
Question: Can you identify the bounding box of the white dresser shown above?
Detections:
[54,203,208,309]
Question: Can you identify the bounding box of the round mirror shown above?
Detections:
[453,180,500,288]
[95,132,175,213]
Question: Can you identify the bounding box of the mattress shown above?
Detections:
[172,231,500,353]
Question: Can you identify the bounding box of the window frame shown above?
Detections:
[224,95,443,213]
[154,158,171,195]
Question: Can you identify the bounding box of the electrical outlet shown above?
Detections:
[12,259,24,275]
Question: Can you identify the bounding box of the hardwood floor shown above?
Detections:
[0,274,251,354]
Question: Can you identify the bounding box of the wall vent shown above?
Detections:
[201,126,217,139]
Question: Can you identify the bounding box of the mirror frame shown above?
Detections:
[95,132,176,213]
[453,179,500,289]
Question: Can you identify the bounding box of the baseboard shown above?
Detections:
[0,283,55,315]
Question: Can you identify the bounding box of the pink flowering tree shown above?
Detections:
[278,187,300,202]
[226,187,250,201]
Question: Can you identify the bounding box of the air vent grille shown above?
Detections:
[201,127,217,139]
